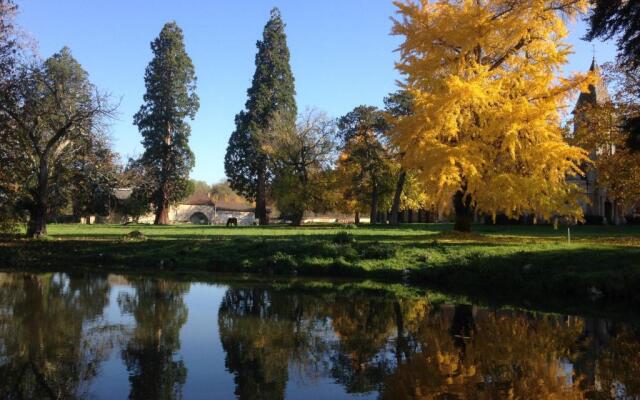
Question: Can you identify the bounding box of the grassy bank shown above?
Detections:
[1,223,639,306]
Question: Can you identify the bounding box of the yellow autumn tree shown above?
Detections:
[391,0,592,231]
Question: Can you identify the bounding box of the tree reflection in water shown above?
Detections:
[0,274,639,399]
[218,285,640,400]
[218,287,323,399]
[118,278,190,400]
[0,272,117,399]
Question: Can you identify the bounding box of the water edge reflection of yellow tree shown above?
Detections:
[217,285,640,400]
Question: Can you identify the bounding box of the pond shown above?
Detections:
[0,272,638,399]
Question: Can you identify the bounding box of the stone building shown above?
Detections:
[113,189,258,225]
[570,59,627,224]
[137,199,257,225]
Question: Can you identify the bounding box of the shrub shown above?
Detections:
[333,231,355,245]
[355,242,396,259]
[328,256,356,275]
[123,230,147,242]
[265,251,298,274]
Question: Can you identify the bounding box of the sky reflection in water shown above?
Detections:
[0,272,638,399]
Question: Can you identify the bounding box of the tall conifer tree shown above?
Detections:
[225,8,297,225]
[134,22,199,225]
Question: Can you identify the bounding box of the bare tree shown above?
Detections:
[269,109,336,225]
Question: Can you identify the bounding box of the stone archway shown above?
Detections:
[189,212,209,225]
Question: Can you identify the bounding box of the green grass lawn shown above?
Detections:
[1,222,640,307]
[35,221,640,243]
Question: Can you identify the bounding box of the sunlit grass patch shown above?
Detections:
[2,222,640,305]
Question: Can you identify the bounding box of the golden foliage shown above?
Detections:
[391,0,593,220]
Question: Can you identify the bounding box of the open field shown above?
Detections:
[1,223,640,308]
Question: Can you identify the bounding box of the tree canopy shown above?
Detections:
[586,0,640,72]
[0,47,112,236]
[225,8,297,225]
[390,0,592,231]
[336,106,396,223]
[269,110,336,225]
[134,21,199,225]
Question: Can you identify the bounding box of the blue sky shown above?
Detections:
[16,1,616,184]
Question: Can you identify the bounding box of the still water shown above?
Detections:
[0,272,638,399]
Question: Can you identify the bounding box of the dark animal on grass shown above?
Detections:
[226,217,238,227]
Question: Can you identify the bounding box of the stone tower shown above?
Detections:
[571,59,621,224]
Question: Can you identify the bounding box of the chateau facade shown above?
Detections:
[570,60,629,224]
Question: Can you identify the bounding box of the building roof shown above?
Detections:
[181,197,214,207]
[574,58,610,110]
[113,188,133,200]
[113,188,259,212]
[215,201,256,212]
[180,199,256,212]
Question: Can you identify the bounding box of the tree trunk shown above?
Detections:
[393,301,408,364]
[370,180,378,224]
[155,203,169,225]
[291,212,303,227]
[156,130,172,225]
[390,170,406,225]
[450,304,475,351]
[154,184,170,225]
[354,211,360,224]
[27,159,49,238]
[453,189,474,232]
[256,168,268,225]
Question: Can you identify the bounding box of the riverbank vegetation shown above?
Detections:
[2,223,639,307]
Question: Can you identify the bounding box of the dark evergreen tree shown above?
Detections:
[134,22,199,225]
[224,8,297,225]
[337,106,394,224]
[586,0,640,151]
[586,0,640,72]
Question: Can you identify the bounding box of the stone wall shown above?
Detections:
[138,205,256,225]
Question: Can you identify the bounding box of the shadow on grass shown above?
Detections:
[411,245,640,304]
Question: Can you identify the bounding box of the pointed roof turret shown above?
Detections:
[576,56,610,108]
[574,57,610,111]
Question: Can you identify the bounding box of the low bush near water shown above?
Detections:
[333,231,354,245]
